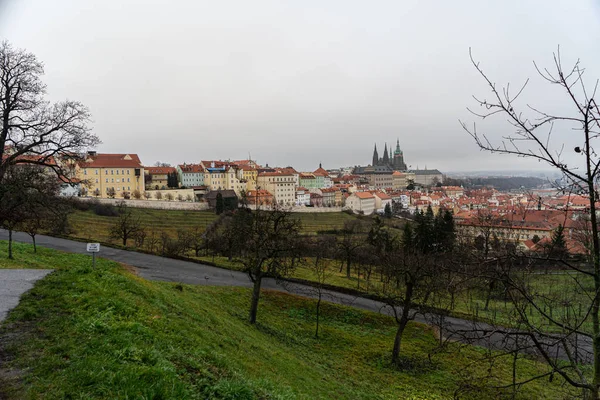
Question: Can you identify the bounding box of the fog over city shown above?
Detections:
[1,0,599,172]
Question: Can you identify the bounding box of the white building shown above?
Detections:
[296,187,311,206]
[345,192,376,215]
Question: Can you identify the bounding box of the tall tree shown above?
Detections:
[240,208,303,324]
[461,48,600,397]
[215,192,224,215]
[0,41,99,183]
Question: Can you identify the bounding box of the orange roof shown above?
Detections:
[146,166,176,174]
[178,163,204,173]
[375,192,391,200]
[313,167,329,176]
[354,192,375,199]
[80,153,143,168]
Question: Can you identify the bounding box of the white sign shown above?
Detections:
[86,243,100,253]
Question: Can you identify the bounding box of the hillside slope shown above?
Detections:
[0,242,572,399]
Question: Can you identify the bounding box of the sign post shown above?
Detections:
[86,243,100,268]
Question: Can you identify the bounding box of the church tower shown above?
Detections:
[382,143,389,165]
[372,144,379,166]
[393,138,407,171]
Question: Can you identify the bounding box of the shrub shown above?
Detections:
[93,203,119,217]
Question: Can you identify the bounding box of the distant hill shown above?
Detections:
[444,176,548,191]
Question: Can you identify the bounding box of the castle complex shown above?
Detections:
[372,139,407,171]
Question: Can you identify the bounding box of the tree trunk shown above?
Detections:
[315,292,322,339]
[123,236,127,246]
[484,280,495,311]
[32,235,36,253]
[584,120,600,399]
[391,316,409,365]
[249,275,262,324]
[8,229,13,259]
[391,281,413,365]
[346,258,351,278]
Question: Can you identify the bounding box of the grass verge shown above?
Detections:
[0,242,577,399]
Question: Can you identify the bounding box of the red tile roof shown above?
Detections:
[354,192,375,199]
[80,154,143,168]
[178,163,204,173]
[313,167,329,176]
[145,166,176,174]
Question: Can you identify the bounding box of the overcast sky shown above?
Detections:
[1,1,599,172]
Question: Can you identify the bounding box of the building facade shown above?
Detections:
[77,152,145,198]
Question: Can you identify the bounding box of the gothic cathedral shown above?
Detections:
[372,139,407,171]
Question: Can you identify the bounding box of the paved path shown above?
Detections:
[0,230,592,363]
[0,269,53,322]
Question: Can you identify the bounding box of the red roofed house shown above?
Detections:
[257,170,296,206]
[145,166,176,190]
[177,163,205,187]
[246,189,274,206]
[345,192,376,215]
[374,192,392,211]
[76,152,145,198]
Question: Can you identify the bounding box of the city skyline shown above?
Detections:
[1,1,599,171]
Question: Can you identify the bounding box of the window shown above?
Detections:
[95,179,98,183]
[127,170,130,174]
[95,169,98,175]
[84,170,87,175]
[111,170,114,175]
[105,178,108,183]
[127,178,130,182]
[111,178,114,183]
[122,170,125,175]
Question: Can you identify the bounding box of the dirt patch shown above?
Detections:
[119,262,139,275]
[0,322,33,399]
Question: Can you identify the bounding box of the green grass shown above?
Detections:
[0,242,576,399]
[65,207,599,335]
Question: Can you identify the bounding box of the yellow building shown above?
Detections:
[257,171,296,206]
[77,152,145,198]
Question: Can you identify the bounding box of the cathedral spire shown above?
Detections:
[372,144,379,166]
[383,143,389,164]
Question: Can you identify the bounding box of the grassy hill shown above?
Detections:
[67,207,358,244]
[0,242,575,399]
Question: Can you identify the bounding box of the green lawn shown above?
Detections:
[0,242,575,399]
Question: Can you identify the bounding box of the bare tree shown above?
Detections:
[461,48,600,397]
[240,207,303,324]
[0,165,59,257]
[301,235,337,338]
[337,219,366,278]
[0,41,99,183]
[109,204,143,246]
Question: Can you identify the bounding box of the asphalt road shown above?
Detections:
[0,230,592,363]
[0,269,53,322]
